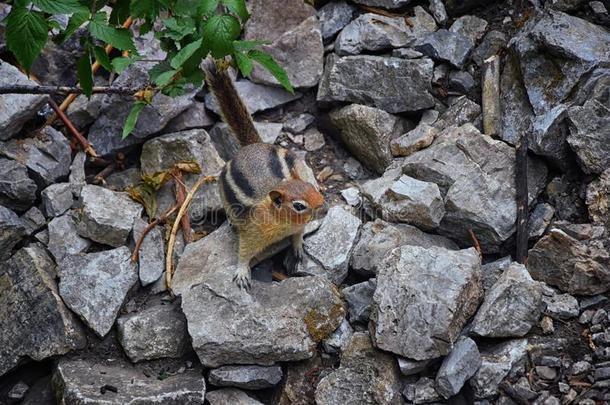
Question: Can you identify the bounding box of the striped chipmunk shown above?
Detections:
[205,61,324,290]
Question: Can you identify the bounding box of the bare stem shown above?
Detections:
[0,84,150,96]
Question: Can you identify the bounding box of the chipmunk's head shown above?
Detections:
[268,179,324,225]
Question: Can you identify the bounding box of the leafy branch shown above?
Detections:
[4,0,294,139]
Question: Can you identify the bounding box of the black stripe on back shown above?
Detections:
[285,150,296,171]
[269,147,284,179]
[220,168,241,208]
[230,160,256,198]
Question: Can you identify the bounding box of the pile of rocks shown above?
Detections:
[1,0,610,403]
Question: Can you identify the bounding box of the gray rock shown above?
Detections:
[251,16,323,89]
[66,92,103,129]
[318,54,435,113]
[481,256,512,292]
[209,365,282,389]
[117,302,189,362]
[301,206,361,284]
[317,0,356,40]
[372,246,482,360]
[390,123,438,157]
[87,64,194,156]
[361,173,445,230]
[210,121,282,161]
[58,247,138,337]
[545,0,588,11]
[587,168,610,230]
[205,79,302,116]
[499,51,534,146]
[342,279,376,324]
[528,229,610,295]
[340,187,361,207]
[274,355,323,404]
[322,318,353,354]
[53,358,206,404]
[132,217,164,286]
[7,381,29,402]
[429,0,448,25]
[329,104,411,173]
[351,0,411,8]
[68,151,86,196]
[244,0,315,43]
[0,246,85,377]
[471,263,542,337]
[415,29,474,69]
[283,113,315,134]
[0,205,26,260]
[206,388,263,405]
[397,357,430,376]
[529,203,555,240]
[0,158,37,212]
[529,104,571,169]
[392,48,424,58]
[0,61,47,140]
[402,377,442,404]
[434,95,481,129]
[403,124,547,252]
[351,219,458,277]
[41,183,73,217]
[0,127,71,187]
[77,185,142,247]
[472,30,507,66]
[335,10,436,55]
[47,213,91,262]
[571,361,591,375]
[315,332,403,405]
[20,206,46,235]
[449,15,488,43]
[567,100,610,174]
[435,337,482,398]
[303,127,325,152]
[449,70,475,94]
[164,102,215,133]
[470,339,529,399]
[542,293,579,319]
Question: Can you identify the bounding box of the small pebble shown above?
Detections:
[541,316,554,334]
[317,166,333,182]
[571,361,592,375]
[536,365,557,380]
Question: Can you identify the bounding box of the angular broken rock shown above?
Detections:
[0,246,85,377]
[542,292,579,320]
[414,29,474,69]
[351,219,458,277]
[53,358,206,404]
[471,262,542,337]
[206,388,263,405]
[41,183,73,218]
[342,279,376,324]
[77,185,142,247]
[586,168,610,229]
[315,332,403,405]
[317,54,435,113]
[208,365,283,390]
[402,377,442,404]
[164,101,215,133]
[0,205,27,260]
[0,158,37,212]
[317,0,356,40]
[322,318,353,354]
[528,229,610,295]
[329,104,411,174]
[481,256,512,293]
[372,246,483,360]
[244,0,315,43]
[390,123,438,157]
[47,213,91,262]
[449,15,488,44]
[435,337,482,399]
[567,100,610,174]
[117,302,189,362]
[58,247,138,337]
[0,61,47,140]
[132,217,165,286]
[351,0,411,8]
[397,357,431,376]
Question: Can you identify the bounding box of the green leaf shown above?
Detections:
[109,0,131,25]
[161,16,196,41]
[31,0,88,14]
[247,50,293,93]
[233,52,253,77]
[233,39,269,52]
[130,0,166,20]
[89,12,136,51]
[111,55,141,73]
[93,46,112,71]
[170,38,202,69]
[122,101,147,139]
[6,7,49,72]
[199,0,219,17]
[221,0,249,22]
[77,50,93,97]
[202,14,240,58]
[148,60,173,82]
[154,69,178,87]
[55,11,89,44]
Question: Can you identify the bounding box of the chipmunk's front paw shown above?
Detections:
[293,245,304,262]
[232,266,251,290]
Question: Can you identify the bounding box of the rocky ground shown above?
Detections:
[1,0,610,404]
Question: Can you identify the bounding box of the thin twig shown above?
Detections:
[131,204,180,262]
[92,163,116,185]
[172,171,193,243]
[468,227,483,258]
[166,176,217,292]
[0,84,150,96]
[47,98,97,157]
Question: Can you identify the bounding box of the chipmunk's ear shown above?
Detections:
[269,189,284,208]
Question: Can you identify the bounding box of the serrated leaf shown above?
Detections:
[93,46,112,71]
[122,101,147,139]
[248,50,294,93]
[77,50,93,97]
[55,10,88,44]
[233,39,269,52]
[221,0,249,22]
[31,0,88,14]
[161,16,196,41]
[6,7,49,72]
[154,69,178,87]
[233,51,253,77]
[148,60,173,82]
[109,0,131,25]
[202,14,240,58]
[170,38,202,69]
[199,0,219,17]
[89,12,136,51]
[130,0,166,19]
[111,55,141,73]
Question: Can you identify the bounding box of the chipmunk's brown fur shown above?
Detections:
[206,61,324,290]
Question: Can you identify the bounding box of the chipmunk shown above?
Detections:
[206,61,324,290]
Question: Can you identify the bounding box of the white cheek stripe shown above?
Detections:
[277,148,293,179]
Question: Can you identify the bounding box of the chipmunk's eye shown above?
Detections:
[292,202,307,212]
